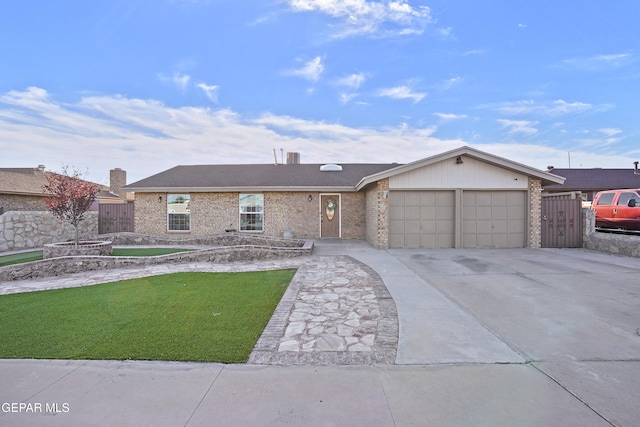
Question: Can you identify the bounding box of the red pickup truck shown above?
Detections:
[591,188,640,230]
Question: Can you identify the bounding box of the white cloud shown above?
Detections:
[339,92,359,104]
[490,99,592,116]
[158,72,191,91]
[377,85,426,103]
[335,72,367,89]
[286,56,325,82]
[598,128,622,138]
[438,75,463,91]
[497,119,539,136]
[287,0,432,38]
[197,83,219,103]
[560,53,633,70]
[433,112,467,121]
[1,87,636,186]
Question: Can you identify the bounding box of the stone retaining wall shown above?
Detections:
[0,211,98,252]
[0,240,314,282]
[582,209,640,258]
[94,232,305,248]
[43,241,113,259]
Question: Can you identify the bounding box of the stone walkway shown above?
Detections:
[249,256,398,365]
[0,254,398,366]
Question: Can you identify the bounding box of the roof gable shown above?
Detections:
[356,146,564,189]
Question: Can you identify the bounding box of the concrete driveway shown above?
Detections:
[384,247,640,427]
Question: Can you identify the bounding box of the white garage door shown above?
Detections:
[389,191,455,248]
[462,191,526,248]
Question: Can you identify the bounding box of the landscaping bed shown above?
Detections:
[0,233,313,282]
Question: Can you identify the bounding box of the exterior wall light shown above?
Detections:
[308,195,313,202]
[158,196,163,203]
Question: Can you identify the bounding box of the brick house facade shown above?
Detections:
[124,147,564,249]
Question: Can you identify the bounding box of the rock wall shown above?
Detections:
[582,209,640,257]
[0,211,98,252]
[0,240,313,282]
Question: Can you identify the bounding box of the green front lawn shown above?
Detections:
[0,270,295,363]
[0,248,193,267]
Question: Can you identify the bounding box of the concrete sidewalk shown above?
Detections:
[2,240,639,426]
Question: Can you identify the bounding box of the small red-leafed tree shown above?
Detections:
[42,166,101,246]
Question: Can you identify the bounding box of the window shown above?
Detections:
[167,194,190,231]
[596,193,615,206]
[240,194,264,231]
[616,192,638,206]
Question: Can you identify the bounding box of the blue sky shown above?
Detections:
[1,0,639,184]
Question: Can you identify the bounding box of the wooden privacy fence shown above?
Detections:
[541,193,583,248]
[98,203,134,234]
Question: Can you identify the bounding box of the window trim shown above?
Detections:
[167,193,191,232]
[239,193,264,232]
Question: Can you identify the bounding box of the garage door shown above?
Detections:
[463,191,526,248]
[389,191,455,248]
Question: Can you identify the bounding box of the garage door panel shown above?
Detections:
[404,220,420,233]
[463,191,526,248]
[389,191,455,249]
[493,206,508,220]
[405,234,421,248]
[405,207,420,220]
[389,234,405,248]
[405,192,421,206]
[389,206,405,218]
[421,220,437,233]
[476,192,493,206]
[389,220,405,234]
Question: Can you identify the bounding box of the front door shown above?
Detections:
[321,195,340,238]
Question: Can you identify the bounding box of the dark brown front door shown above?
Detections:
[321,195,340,238]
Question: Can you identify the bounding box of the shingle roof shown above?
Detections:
[0,168,116,199]
[544,168,640,191]
[0,168,51,196]
[123,163,401,192]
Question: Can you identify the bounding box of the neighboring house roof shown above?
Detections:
[544,168,640,192]
[123,163,401,192]
[0,167,118,200]
[356,145,565,189]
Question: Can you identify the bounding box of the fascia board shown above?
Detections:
[123,186,358,193]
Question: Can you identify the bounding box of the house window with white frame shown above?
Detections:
[239,194,263,231]
[167,194,190,231]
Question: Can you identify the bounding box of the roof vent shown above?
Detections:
[320,164,342,172]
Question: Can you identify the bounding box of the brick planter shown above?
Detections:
[43,241,113,259]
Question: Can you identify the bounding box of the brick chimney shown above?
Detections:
[110,168,127,198]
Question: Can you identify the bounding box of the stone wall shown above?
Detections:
[0,211,98,252]
[582,209,640,257]
[0,239,313,282]
[0,194,48,212]
[95,232,305,248]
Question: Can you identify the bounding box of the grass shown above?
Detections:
[0,248,192,267]
[0,270,296,363]
[0,251,43,267]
